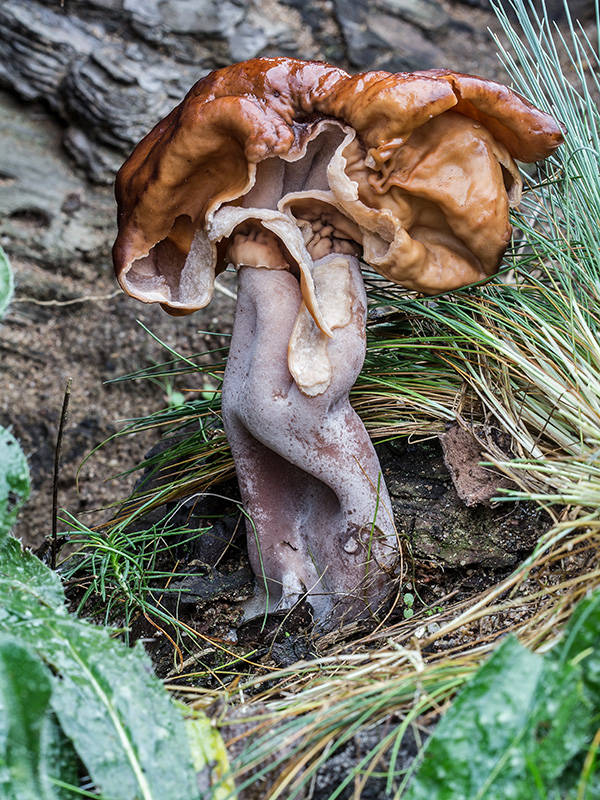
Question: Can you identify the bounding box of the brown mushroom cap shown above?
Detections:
[113,56,562,322]
[418,70,564,162]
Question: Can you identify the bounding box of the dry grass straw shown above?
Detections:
[173,517,599,798]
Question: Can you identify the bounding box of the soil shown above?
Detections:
[1,253,238,547]
[71,432,547,687]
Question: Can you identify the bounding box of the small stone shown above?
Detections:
[376,0,449,32]
[61,192,82,215]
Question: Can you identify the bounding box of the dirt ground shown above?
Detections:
[1,230,239,546]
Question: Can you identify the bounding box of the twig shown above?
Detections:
[214,280,238,301]
[51,378,72,570]
[13,289,121,307]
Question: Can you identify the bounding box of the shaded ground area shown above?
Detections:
[55,433,548,800]
[67,434,547,684]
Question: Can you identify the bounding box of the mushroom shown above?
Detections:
[113,58,562,628]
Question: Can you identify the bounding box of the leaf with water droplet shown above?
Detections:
[0,537,64,611]
[0,536,201,800]
[0,636,78,800]
[405,589,600,798]
[0,428,30,542]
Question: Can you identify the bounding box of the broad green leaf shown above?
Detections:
[48,628,198,800]
[0,536,200,800]
[406,590,600,800]
[515,658,590,796]
[499,592,600,798]
[555,590,600,696]
[39,713,80,800]
[0,636,77,800]
[186,713,236,800]
[405,636,543,800]
[0,428,30,541]
[0,246,12,319]
[0,636,52,799]
[0,536,65,612]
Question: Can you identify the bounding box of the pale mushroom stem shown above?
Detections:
[222,256,398,628]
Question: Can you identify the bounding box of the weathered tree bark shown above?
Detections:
[0,0,509,187]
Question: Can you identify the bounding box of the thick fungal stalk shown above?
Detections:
[223,257,397,624]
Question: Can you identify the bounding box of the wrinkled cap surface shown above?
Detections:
[113,57,563,323]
